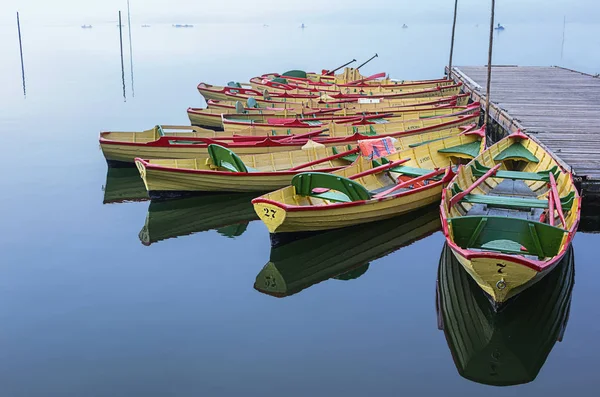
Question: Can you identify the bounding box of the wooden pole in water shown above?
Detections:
[447,0,459,79]
[485,0,495,131]
[127,0,135,96]
[561,16,566,59]
[16,12,26,97]
[119,11,126,101]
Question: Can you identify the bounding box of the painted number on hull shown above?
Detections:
[263,208,277,219]
[496,263,506,273]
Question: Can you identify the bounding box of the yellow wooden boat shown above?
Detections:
[247,76,455,96]
[208,93,470,110]
[268,67,451,87]
[253,126,486,233]
[437,243,574,385]
[221,108,479,136]
[189,102,479,130]
[139,193,258,245]
[216,82,463,104]
[255,204,440,298]
[100,113,478,164]
[134,124,481,196]
[440,131,581,305]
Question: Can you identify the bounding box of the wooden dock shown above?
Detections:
[448,65,600,204]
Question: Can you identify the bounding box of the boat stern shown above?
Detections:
[253,199,287,233]
[254,261,287,296]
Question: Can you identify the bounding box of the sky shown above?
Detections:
[1,0,599,25]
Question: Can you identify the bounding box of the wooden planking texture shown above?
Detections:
[449,65,600,182]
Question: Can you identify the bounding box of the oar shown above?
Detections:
[449,163,501,207]
[288,148,360,171]
[356,53,378,70]
[374,168,447,198]
[346,72,387,86]
[323,59,357,75]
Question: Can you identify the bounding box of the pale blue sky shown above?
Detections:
[1,0,598,25]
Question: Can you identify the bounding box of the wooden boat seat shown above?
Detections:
[292,172,371,203]
[207,144,257,173]
[470,160,559,182]
[438,140,481,158]
[459,194,572,211]
[448,215,566,258]
[494,142,539,163]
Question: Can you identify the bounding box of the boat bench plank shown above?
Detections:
[437,140,481,158]
[460,193,572,211]
[449,215,566,258]
[471,160,559,182]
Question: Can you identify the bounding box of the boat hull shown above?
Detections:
[254,182,445,233]
[447,245,564,304]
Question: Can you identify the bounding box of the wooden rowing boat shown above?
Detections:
[139,193,259,245]
[189,103,479,130]
[247,76,455,96]
[255,204,440,297]
[252,126,486,233]
[214,82,463,103]
[134,125,480,196]
[102,167,149,204]
[437,243,574,386]
[440,131,581,305]
[221,106,479,135]
[207,93,470,110]
[100,113,479,164]
[267,68,450,87]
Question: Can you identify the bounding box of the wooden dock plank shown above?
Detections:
[450,66,600,193]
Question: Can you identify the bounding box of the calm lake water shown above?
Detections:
[1,21,599,396]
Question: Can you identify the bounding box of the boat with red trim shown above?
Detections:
[440,131,581,305]
[252,126,486,233]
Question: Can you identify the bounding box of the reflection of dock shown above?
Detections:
[255,205,440,298]
[437,244,574,386]
[139,193,258,245]
[449,65,600,204]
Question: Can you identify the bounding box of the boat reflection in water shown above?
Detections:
[139,193,259,245]
[255,204,441,298]
[102,167,149,204]
[436,243,575,386]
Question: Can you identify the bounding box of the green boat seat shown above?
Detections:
[470,160,559,182]
[331,145,359,163]
[247,97,258,108]
[292,172,371,203]
[207,144,257,173]
[227,81,242,88]
[156,125,165,137]
[235,101,246,114]
[438,140,481,158]
[448,215,566,258]
[271,77,288,84]
[282,70,307,79]
[494,142,539,163]
[459,194,572,211]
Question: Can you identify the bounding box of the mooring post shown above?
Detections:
[16,11,26,97]
[127,0,135,97]
[485,0,495,140]
[561,16,566,59]
[447,0,459,79]
[119,11,126,101]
